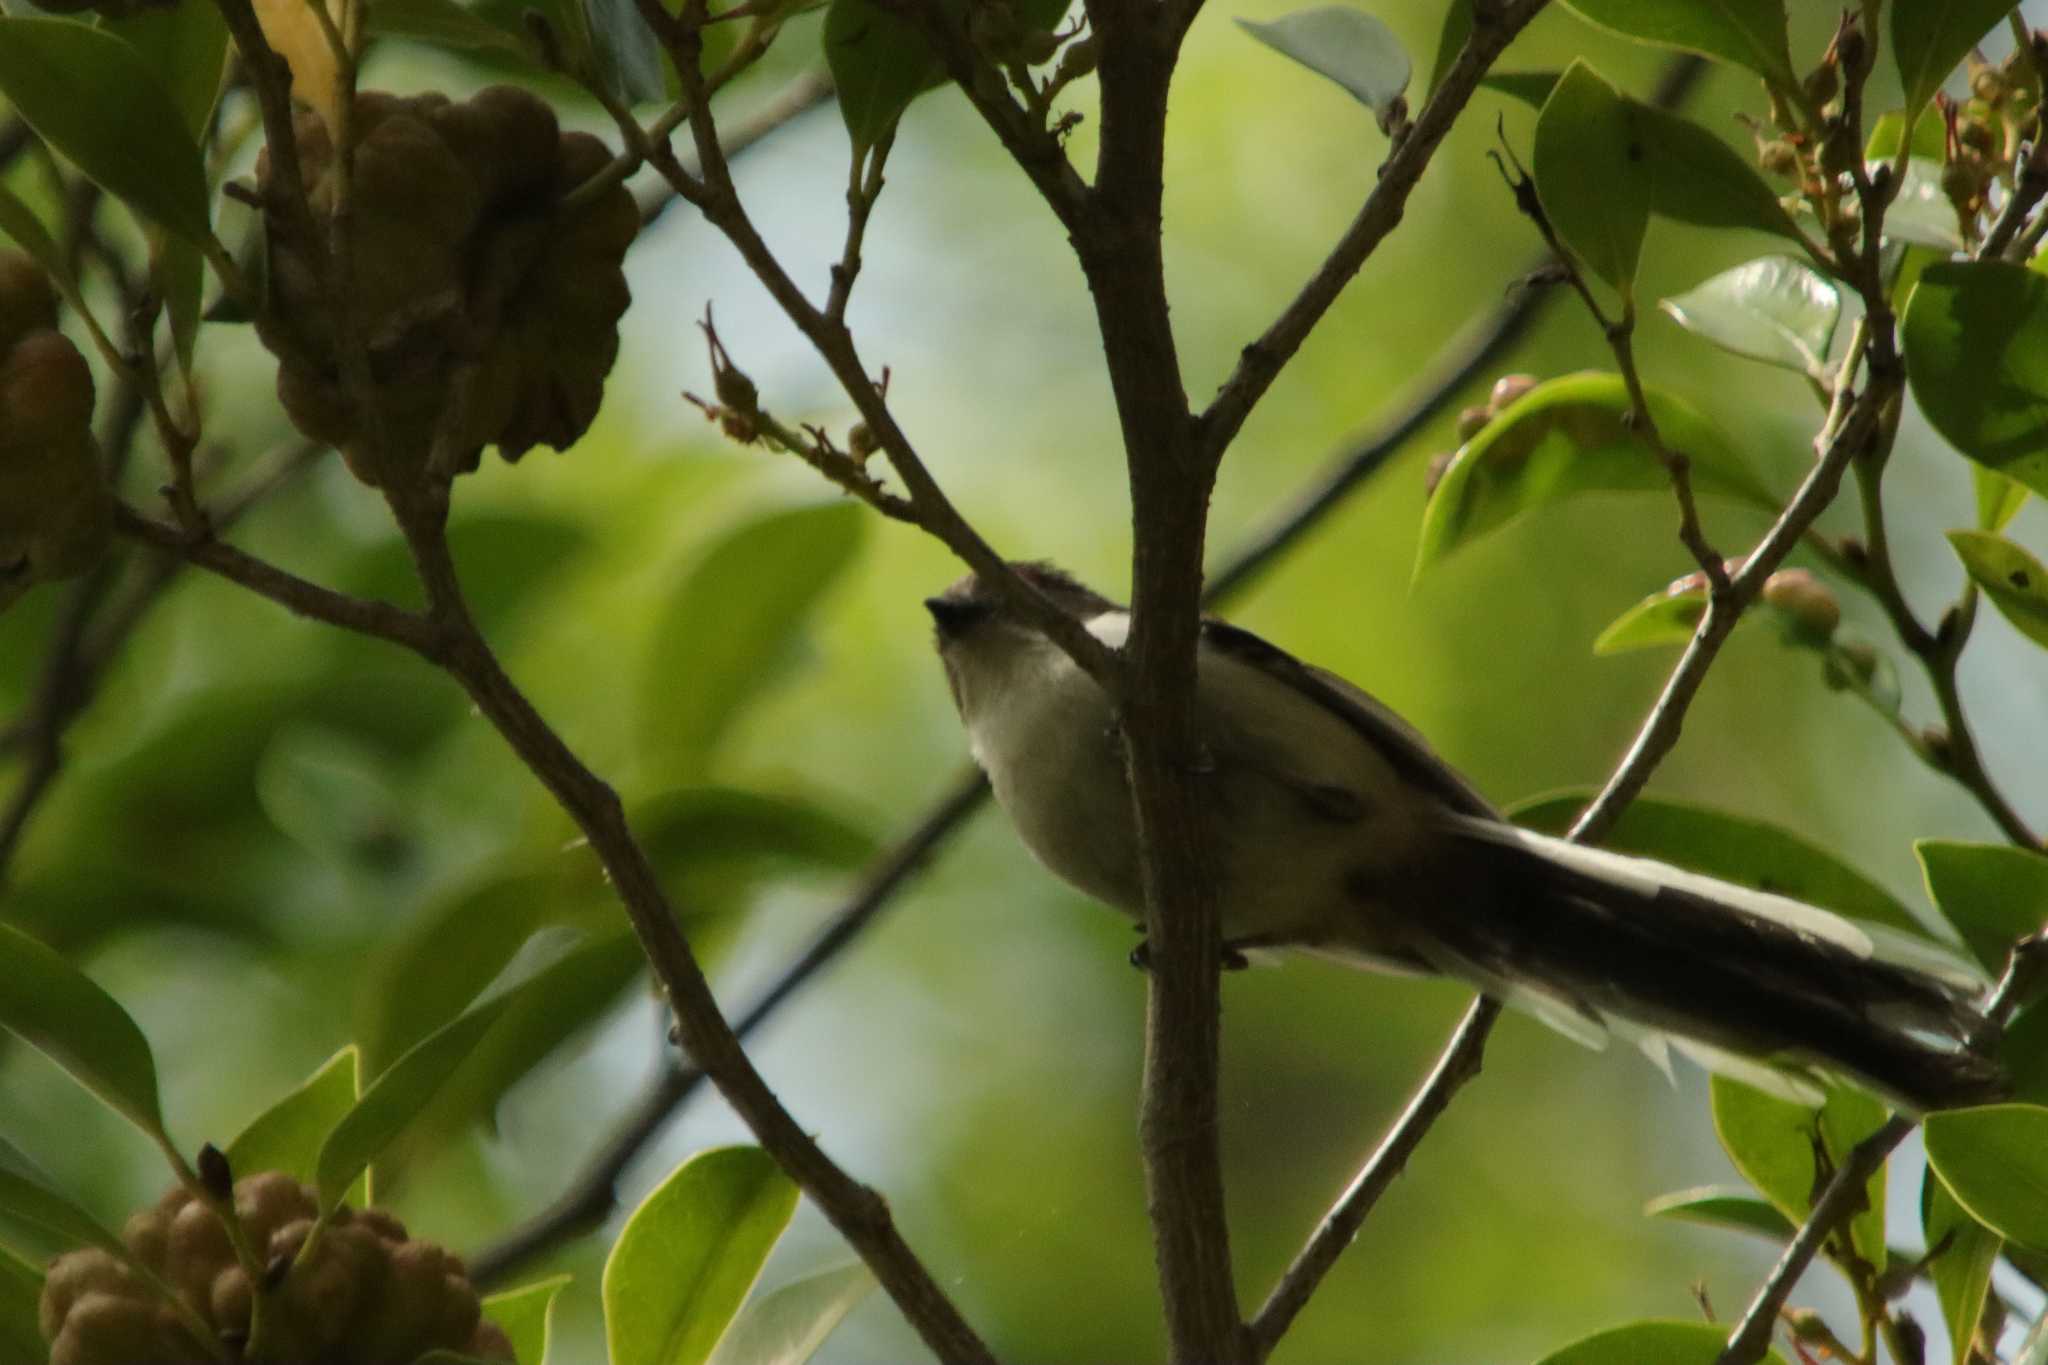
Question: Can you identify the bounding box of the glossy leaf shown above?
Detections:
[0,18,212,243]
[642,501,866,779]
[1661,256,1839,379]
[1926,1104,2048,1252]
[1923,1166,2000,1365]
[225,1046,362,1190]
[1237,8,1411,127]
[0,1240,42,1365]
[0,923,166,1141]
[1916,841,2048,975]
[0,1136,125,1257]
[364,0,534,57]
[1480,69,1558,109]
[1885,158,1966,250]
[1415,371,1775,572]
[1632,101,1800,242]
[1973,466,2029,532]
[1906,262,2048,496]
[1533,62,1648,293]
[1642,1186,1796,1241]
[1711,1078,1888,1270]
[1590,581,1704,654]
[1950,530,2048,650]
[1866,108,1947,163]
[1509,792,1930,937]
[1534,1319,1789,1365]
[604,1146,800,1365]
[1893,0,2012,115]
[1561,0,1793,87]
[483,1273,571,1365]
[705,1262,876,1365]
[583,0,666,104]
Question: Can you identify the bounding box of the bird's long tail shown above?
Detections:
[1413,818,2004,1112]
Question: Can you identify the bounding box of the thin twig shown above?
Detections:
[637,70,835,228]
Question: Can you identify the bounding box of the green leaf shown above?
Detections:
[2001,1001,2048,1107]
[1865,107,1947,163]
[1534,1319,1790,1365]
[642,501,866,779]
[1710,1078,1888,1271]
[154,229,203,377]
[1415,371,1775,573]
[0,185,69,293]
[634,786,877,908]
[604,1146,800,1365]
[1632,102,1801,242]
[0,922,166,1141]
[1661,256,1840,379]
[1926,1104,2048,1252]
[1480,69,1559,109]
[1893,0,2013,116]
[1237,8,1411,127]
[1642,1186,1797,1241]
[0,1135,125,1258]
[1916,841,2048,975]
[365,0,536,57]
[1904,261,2048,497]
[1509,792,1931,938]
[1561,0,1793,88]
[1426,0,1471,99]
[1533,62,1648,293]
[1590,581,1705,654]
[705,1262,876,1365]
[253,724,414,877]
[1973,465,2029,532]
[1821,627,1902,720]
[1923,1165,2000,1365]
[583,0,666,104]
[99,1,230,137]
[824,0,941,149]
[0,19,212,243]
[1949,530,2048,650]
[0,1240,44,1365]
[1885,158,1967,250]
[483,1273,571,1365]
[224,1046,362,1190]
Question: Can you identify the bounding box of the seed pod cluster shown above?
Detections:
[255,85,639,490]
[0,250,111,606]
[39,1172,514,1364]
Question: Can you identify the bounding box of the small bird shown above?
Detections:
[926,562,2004,1112]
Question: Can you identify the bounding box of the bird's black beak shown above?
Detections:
[925,595,990,640]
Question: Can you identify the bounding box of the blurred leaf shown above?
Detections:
[483,1273,571,1365]
[0,186,68,292]
[1661,256,1839,379]
[1949,530,2048,649]
[1533,62,1647,293]
[1925,1104,2048,1252]
[224,1046,361,1191]
[417,1354,509,1364]
[633,786,876,908]
[1236,8,1410,127]
[0,18,212,243]
[154,229,203,376]
[1632,101,1800,241]
[604,1146,800,1365]
[1821,628,1902,720]
[1426,0,1470,98]
[0,923,166,1142]
[705,1261,876,1365]
[0,1135,125,1258]
[1534,1318,1789,1365]
[1510,792,1931,938]
[1710,1078,1887,1271]
[1590,581,1704,654]
[1642,1186,1796,1240]
[2001,1002,2048,1107]
[364,0,535,57]
[336,513,591,637]
[0,1241,42,1365]
[1973,466,2029,532]
[250,0,347,136]
[1865,107,1947,163]
[1923,1165,2000,1365]
[1893,0,2011,115]
[1480,69,1558,108]
[1416,371,1775,572]
[1884,158,1966,250]
[254,724,415,878]
[100,1,230,136]
[823,0,1062,149]
[1561,0,1793,87]
[642,501,866,779]
[1916,841,2048,974]
[583,0,666,104]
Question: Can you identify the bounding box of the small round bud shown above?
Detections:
[0,329,95,449]
[1758,139,1801,179]
[1454,404,1491,442]
[197,1144,233,1202]
[847,421,878,461]
[1762,568,1840,641]
[1787,1307,1832,1342]
[713,364,758,416]
[1488,373,1537,411]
